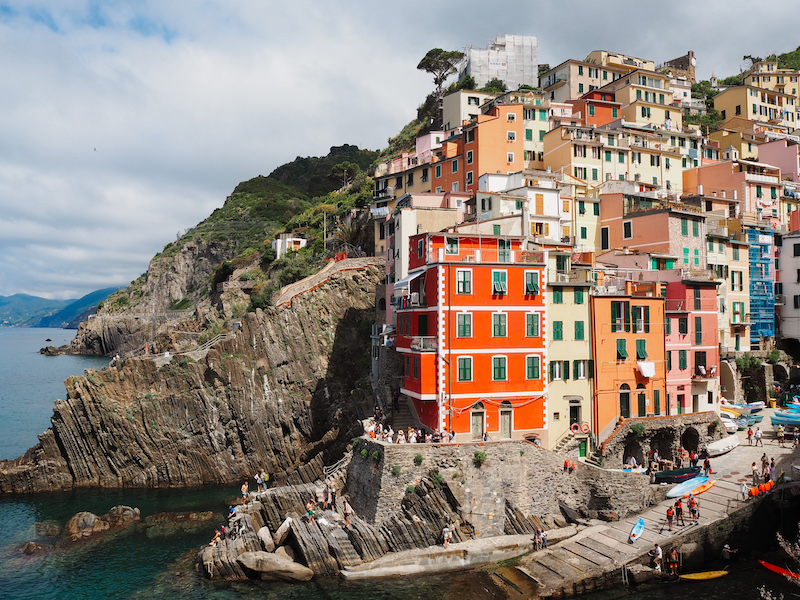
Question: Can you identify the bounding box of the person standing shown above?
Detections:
[755,427,763,447]
[747,427,753,446]
[721,543,738,567]
[752,461,759,485]
[342,497,353,528]
[674,499,685,526]
[305,499,315,524]
[651,543,663,571]
[323,484,331,510]
[778,425,785,447]
[703,457,711,477]
[666,505,674,531]
[240,481,249,504]
[740,481,748,502]
[442,522,452,548]
[668,548,679,575]
[330,487,337,513]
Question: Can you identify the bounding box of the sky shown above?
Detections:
[1,0,797,299]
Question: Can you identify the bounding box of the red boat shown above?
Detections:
[759,560,800,579]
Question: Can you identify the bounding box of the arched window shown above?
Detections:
[619,384,630,418]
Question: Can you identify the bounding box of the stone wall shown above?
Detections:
[346,438,657,535]
[599,412,723,468]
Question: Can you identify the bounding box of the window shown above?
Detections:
[575,320,585,340]
[493,313,507,337]
[417,239,424,258]
[681,218,688,236]
[457,313,471,338]
[632,305,650,333]
[492,270,507,294]
[549,359,563,381]
[457,357,472,382]
[404,355,410,377]
[578,65,584,75]
[553,321,563,340]
[693,288,701,310]
[678,317,688,335]
[445,237,458,255]
[553,287,563,303]
[466,171,473,185]
[507,131,516,142]
[492,356,507,380]
[604,150,611,162]
[756,184,762,198]
[580,226,587,239]
[695,316,702,345]
[692,220,699,237]
[612,107,618,118]
[539,109,546,121]
[683,248,689,264]
[574,288,584,304]
[578,83,584,93]
[526,356,541,379]
[493,224,501,235]
[733,246,740,261]
[525,271,540,295]
[594,202,600,216]
[666,350,672,371]
[574,360,588,379]
[694,249,699,266]
[456,269,471,294]
[413,355,419,379]
[466,150,473,164]
[539,130,545,142]
[636,339,648,360]
[525,313,540,337]
[601,227,609,250]
[623,221,632,239]
[611,300,630,332]
[616,338,628,360]
[435,164,442,178]
[679,350,688,370]
[589,104,595,116]
[665,317,671,335]
[507,152,515,163]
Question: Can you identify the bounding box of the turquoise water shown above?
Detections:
[0,328,798,599]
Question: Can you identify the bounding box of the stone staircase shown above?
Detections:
[585,453,604,468]
[389,396,418,434]
[552,432,576,453]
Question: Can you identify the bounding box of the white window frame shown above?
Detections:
[466,171,474,185]
[507,113,516,122]
[575,360,588,380]
[456,312,472,338]
[457,356,473,382]
[466,149,474,164]
[492,354,508,381]
[622,220,633,239]
[525,312,540,337]
[525,354,542,380]
[551,359,563,381]
[507,131,516,142]
[435,164,442,178]
[451,159,459,174]
[456,268,472,294]
[492,269,508,294]
[452,182,459,192]
[507,152,515,163]
[445,236,459,255]
[492,312,508,338]
[524,270,540,295]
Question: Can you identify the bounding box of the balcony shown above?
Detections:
[776,294,786,306]
[410,336,437,352]
[373,186,395,199]
[692,365,717,380]
[744,173,780,185]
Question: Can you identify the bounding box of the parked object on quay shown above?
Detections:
[679,570,729,581]
[629,517,645,543]
[667,476,708,499]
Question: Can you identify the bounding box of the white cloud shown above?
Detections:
[0,0,797,299]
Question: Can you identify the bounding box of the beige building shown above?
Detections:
[441,90,497,133]
[745,60,800,123]
[539,59,627,103]
[713,86,796,129]
[585,50,655,73]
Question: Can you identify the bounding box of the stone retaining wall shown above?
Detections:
[346,438,657,534]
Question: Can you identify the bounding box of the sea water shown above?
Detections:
[0,328,797,599]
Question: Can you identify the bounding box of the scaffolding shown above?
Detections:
[746,227,775,343]
[459,34,538,90]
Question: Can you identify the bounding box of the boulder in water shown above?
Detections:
[237,551,313,582]
[104,505,141,528]
[65,512,110,538]
[22,542,42,555]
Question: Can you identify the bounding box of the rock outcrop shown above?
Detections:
[237,551,313,581]
[0,263,383,493]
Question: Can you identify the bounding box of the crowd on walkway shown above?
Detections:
[364,406,456,443]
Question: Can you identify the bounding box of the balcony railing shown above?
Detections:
[373,186,395,199]
[410,336,437,352]
[692,365,718,379]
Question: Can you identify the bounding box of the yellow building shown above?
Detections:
[545,251,594,454]
[598,70,683,130]
[539,59,628,104]
[585,50,655,73]
[713,86,796,129]
[745,61,800,123]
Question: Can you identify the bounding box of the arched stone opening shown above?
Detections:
[623,438,644,467]
[651,429,677,461]
[681,426,700,453]
[378,298,386,311]
[720,360,737,403]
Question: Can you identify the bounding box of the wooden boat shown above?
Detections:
[680,570,728,580]
[684,479,716,497]
[653,466,701,484]
[706,436,739,457]
[629,517,645,543]
[667,476,708,498]
[759,559,800,579]
[771,413,800,428]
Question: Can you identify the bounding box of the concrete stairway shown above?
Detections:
[510,478,746,597]
[389,397,418,434]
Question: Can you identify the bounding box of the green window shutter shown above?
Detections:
[575,289,584,304]
[549,360,555,381]
[554,321,563,340]
[618,151,624,163]
[616,338,628,359]
[554,287,563,303]
[612,107,618,118]
[588,359,594,378]
[563,360,570,380]
[665,317,671,335]
[539,109,547,121]
[683,248,689,264]
[772,187,777,199]
[666,350,672,371]
[580,226,587,239]
[644,306,650,333]
[611,302,619,332]
[695,316,702,345]
[594,202,600,215]
[624,301,631,332]
[636,339,647,359]
[528,356,540,379]
[493,224,501,235]
[654,390,660,414]
[575,320,584,340]
[694,249,699,265]
[592,168,598,181]
[681,218,688,235]
[574,359,580,378]
[679,350,687,370]
[525,129,533,141]
[692,220,699,237]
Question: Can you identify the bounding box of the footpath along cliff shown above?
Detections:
[0,262,383,493]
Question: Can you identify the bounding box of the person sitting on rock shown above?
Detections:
[209,529,221,546]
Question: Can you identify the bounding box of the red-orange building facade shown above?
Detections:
[395,232,547,441]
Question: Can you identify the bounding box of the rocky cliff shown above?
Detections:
[0,262,383,493]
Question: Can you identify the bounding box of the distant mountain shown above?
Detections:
[0,294,73,327]
[33,287,119,329]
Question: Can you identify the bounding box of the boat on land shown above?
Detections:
[759,559,800,579]
[770,413,800,428]
[667,476,708,498]
[653,466,701,484]
[679,570,728,580]
[629,517,645,543]
[684,479,716,497]
[706,436,739,457]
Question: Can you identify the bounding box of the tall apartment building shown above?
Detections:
[459,34,538,91]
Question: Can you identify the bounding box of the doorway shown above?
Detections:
[471,402,485,440]
[620,384,631,418]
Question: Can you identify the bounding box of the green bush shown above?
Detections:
[413,454,423,466]
[351,438,360,450]
[432,473,444,488]
[630,423,646,437]
[391,465,401,476]
[766,349,781,365]
[372,450,381,463]
[405,485,416,494]
[360,449,369,459]
[473,451,487,468]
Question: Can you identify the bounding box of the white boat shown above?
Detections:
[706,435,739,457]
[718,414,738,434]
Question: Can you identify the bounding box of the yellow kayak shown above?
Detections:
[680,570,728,580]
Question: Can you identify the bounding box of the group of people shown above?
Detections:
[775,424,800,448]
[752,454,777,485]
[239,468,270,504]
[746,427,764,447]
[304,488,354,527]
[649,543,680,575]
[364,419,456,444]
[665,495,699,531]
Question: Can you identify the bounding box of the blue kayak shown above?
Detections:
[667,476,709,498]
[629,517,645,543]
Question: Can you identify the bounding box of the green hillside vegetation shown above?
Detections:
[0,294,72,327]
[268,144,378,198]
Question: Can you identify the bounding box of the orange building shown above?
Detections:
[568,89,621,127]
[590,281,667,442]
[394,232,547,441]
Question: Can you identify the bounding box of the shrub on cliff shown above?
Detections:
[473,451,487,467]
[413,454,423,466]
[630,423,645,438]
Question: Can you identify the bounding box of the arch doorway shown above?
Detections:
[619,384,631,418]
[681,427,700,453]
[471,402,485,441]
[623,439,644,467]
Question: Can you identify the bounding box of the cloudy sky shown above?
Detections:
[1,1,797,299]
